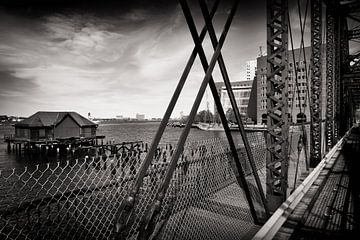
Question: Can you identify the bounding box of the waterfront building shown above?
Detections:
[214,81,253,118]
[256,46,327,125]
[136,113,145,120]
[0,115,8,122]
[15,111,97,141]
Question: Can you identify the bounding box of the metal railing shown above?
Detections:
[252,128,352,240]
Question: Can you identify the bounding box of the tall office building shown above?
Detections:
[256,46,327,125]
[246,60,257,81]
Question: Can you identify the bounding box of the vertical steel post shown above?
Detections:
[266,0,289,211]
[310,0,323,167]
[326,0,335,151]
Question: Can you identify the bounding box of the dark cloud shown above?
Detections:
[0,0,271,118]
[0,0,179,18]
[0,70,38,95]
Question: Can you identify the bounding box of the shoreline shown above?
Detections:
[97,119,161,124]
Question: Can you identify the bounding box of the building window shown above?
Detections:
[296,113,306,123]
[261,114,267,124]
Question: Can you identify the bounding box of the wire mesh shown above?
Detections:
[155,133,267,240]
[287,125,311,192]
[0,143,149,240]
[0,133,267,240]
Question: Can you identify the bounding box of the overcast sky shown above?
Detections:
[0,0,312,119]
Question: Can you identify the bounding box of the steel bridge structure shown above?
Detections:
[1,0,360,239]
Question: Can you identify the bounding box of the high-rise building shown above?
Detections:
[256,46,327,125]
[246,60,257,81]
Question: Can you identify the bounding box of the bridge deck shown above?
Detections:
[253,126,360,240]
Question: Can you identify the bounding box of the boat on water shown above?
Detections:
[194,122,267,132]
[91,119,101,124]
[194,122,224,131]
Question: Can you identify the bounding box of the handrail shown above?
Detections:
[252,128,352,240]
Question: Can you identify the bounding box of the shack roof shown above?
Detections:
[15,111,97,128]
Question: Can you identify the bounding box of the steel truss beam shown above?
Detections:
[111,2,222,238]
[340,13,350,135]
[334,7,341,140]
[134,1,268,238]
[326,0,335,151]
[348,29,360,40]
[310,0,323,167]
[266,0,289,211]
[197,0,269,220]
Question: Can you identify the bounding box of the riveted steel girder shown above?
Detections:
[310,0,323,167]
[326,0,335,151]
[334,8,341,140]
[266,0,289,212]
[340,14,350,135]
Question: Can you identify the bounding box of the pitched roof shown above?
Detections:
[15,111,97,128]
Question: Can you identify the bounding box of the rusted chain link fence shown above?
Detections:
[0,132,267,240]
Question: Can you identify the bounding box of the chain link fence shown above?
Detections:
[1,132,267,240]
[156,134,267,240]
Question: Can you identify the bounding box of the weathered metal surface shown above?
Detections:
[266,0,289,211]
[326,0,335,151]
[310,0,323,167]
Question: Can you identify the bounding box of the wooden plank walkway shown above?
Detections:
[253,126,360,240]
[273,127,360,239]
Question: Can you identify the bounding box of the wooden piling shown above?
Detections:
[7,141,11,153]
[18,143,21,155]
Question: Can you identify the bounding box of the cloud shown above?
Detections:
[0,70,38,96]
[0,1,267,118]
[0,5,198,118]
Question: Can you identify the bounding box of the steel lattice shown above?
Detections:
[326,0,335,151]
[310,0,323,167]
[334,9,341,141]
[266,0,290,211]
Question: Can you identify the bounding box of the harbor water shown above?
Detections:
[0,122,236,171]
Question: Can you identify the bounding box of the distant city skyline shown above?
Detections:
[0,0,310,119]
